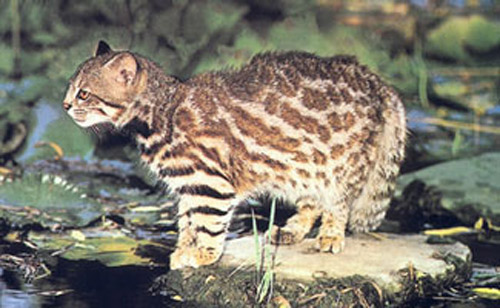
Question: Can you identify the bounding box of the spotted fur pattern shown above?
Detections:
[63,41,406,269]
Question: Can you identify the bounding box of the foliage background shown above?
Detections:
[0,0,499,164]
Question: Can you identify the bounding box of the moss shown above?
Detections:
[152,268,396,307]
[393,253,471,307]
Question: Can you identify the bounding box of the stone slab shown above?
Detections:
[220,233,470,291]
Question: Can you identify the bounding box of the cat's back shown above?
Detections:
[183,51,402,148]
[187,51,396,114]
[175,51,405,203]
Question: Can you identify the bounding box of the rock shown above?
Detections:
[221,233,470,291]
[156,234,471,307]
[396,152,500,223]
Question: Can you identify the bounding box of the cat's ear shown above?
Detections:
[95,40,112,57]
[103,52,137,85]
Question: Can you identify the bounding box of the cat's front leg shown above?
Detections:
[169,185,236,269]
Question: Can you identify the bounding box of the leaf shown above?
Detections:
[70,230,86,242]
[427,15,500,62]
[272,295,291,308]
[0,166,13,175]
[0,173,102,227]
[464,15,500,53]
[171,295,183,302]
[34,141,64,160]
[474,217,484,230]
[451,130,464,156]
[423,226,475,237]
[433,81,469,98]
[30,230,168,267]
[129,206,162,213]
[204,275,216,284]
[473,287,500,300]
[0,43,15,74]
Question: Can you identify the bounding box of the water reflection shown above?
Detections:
[17,102,60,162]
[1,260,168,308]
[1,269,41,308]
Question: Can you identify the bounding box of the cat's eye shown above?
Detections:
[77,89,90,101]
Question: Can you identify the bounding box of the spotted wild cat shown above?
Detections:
[63,41,406,269]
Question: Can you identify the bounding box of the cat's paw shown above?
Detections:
[271,226,303,245]
[315,233,345,254]
[169,246,222,269]
[197,246,223,267]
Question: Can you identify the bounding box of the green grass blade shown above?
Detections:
[251,208,261,275]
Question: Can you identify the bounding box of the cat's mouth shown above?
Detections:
[71,109,87,122]
[70,109,112,128]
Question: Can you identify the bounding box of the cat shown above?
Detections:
[63,41,406,269]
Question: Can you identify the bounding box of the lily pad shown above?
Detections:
[396,152,500,224]
[0,173,102,227]
[29,229,169,267]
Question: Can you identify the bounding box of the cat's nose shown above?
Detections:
[63,102,71,110]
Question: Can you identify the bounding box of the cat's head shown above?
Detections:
[63,41,147,128]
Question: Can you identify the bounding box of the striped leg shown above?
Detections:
[169,185,236,269]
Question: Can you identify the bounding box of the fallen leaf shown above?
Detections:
[35,141,64,160]
[205,275,216,284]
[473,287,500,300]
[423,226,475,237]
[0,166,13,175]
[130,206,162,212]
[171,295,183,302]
[272,295,291,308]
[70,230,86,242]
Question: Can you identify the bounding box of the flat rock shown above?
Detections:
[396,152,500,222]
[221,233,470,292]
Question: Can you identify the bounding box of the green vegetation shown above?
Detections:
[427,15,500,63]
[0,0,498,165]
[29,229,168,267]
[252,197,277,304]
[0,173,102,227]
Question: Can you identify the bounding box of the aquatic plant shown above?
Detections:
[0,173,101,227]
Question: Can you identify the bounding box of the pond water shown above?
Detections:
[1,259,169,308]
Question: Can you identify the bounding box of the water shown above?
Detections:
[17,102,60,163]
[1,259,168,308]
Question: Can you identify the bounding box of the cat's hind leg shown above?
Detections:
[315,203,349,253]
[271,196,321,245]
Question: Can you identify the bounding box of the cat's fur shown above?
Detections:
[63,41,406,269]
